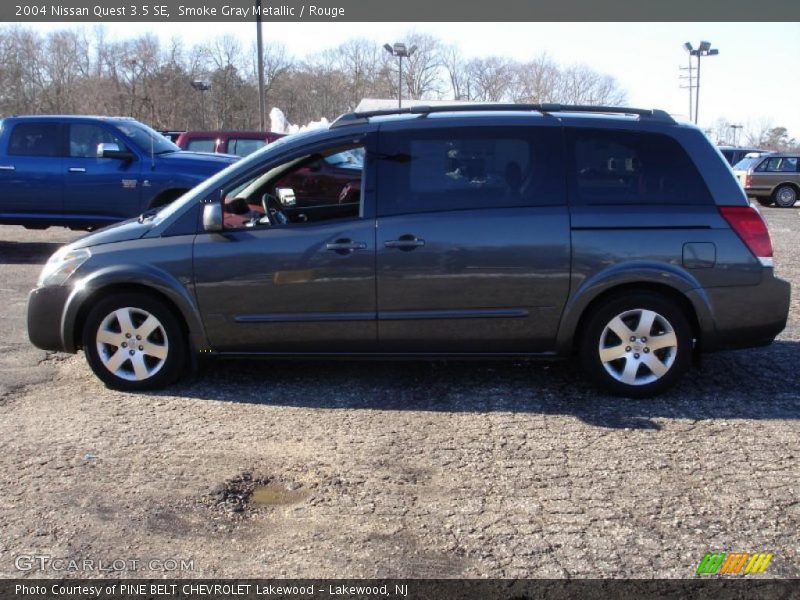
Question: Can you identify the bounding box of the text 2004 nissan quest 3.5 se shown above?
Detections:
[27,104,791,397]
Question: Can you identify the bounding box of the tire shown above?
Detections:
[82,292,186,391]
[755,197,773,207]
[772,184,798,208]
[579,292,693,398]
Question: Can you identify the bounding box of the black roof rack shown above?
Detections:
[330,103,675,128]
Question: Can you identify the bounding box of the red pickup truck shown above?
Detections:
[174,130,284,157]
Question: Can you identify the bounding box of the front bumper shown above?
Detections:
[27,285,72,353]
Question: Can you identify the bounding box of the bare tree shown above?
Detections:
[465,56,515,102]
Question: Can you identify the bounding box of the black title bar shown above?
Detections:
[3,0,800,22]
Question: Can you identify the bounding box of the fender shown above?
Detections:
[61,263,208,353]
[554,260,716,354]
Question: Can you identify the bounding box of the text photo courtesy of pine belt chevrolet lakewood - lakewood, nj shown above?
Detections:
[0,1,798,598]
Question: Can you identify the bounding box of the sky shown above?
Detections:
[31,21,800,140]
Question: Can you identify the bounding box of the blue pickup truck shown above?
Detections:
[0,115,238,230]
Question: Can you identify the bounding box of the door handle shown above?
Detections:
[384,235,425,250]
[326,239,367,254]
[0,165,15,171]
[68,167,86,173]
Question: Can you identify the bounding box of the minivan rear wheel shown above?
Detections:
[579,292,692,398]
[773,184,798,208]
[82,292,186,391]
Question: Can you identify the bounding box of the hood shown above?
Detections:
[157,150,239,170]
[69,218,152,250]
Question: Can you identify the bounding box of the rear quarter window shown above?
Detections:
[568,128,713,206]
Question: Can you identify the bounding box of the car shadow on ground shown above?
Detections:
[0,240,65,264]
[163,340,800,430]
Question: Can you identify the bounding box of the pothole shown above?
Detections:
[205,472,309,517]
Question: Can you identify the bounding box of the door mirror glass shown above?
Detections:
[276,187,296,207]
[202,202,223,232]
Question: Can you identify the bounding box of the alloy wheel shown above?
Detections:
[598,308,678,386]
[95,307,169,381]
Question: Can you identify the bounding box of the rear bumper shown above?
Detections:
[689,274,791,352]
[27,285,72,352]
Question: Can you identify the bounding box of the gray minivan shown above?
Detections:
[27,104,791,397]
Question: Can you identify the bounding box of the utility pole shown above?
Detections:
[256,0,266,130]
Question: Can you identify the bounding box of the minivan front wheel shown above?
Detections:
[580,292,692,397]
[82,292,186,391]
[773,184,798,208]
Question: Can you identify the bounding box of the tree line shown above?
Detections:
[0,27,628,130]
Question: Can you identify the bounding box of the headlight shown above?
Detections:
[37,248,91,287]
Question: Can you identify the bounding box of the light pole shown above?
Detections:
[684,41,719,124]
[383,42,417,108]
[730,124,743,147]
[191,80,211,129]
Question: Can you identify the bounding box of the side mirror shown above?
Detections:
[308,160,322,172]
[97,142,135,161]
[276,187,296,207]
[202,202,223,232]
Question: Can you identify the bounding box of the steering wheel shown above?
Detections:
[261,193,289,226]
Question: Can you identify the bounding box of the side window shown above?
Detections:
[8,123,60,157]
[222,144,366,231]
[377,126,564,216]
[229,138,266,157]
[187,139,216,153]
[569,129,713,205]
[69,124,125,158]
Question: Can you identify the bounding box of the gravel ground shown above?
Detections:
[0,207,798,579]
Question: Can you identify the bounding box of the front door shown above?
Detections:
[193,135,377,353]
[62,123,142,222]
[375,122,571,353]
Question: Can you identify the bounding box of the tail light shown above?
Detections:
[745,174,752,188]
[719,205,773,266]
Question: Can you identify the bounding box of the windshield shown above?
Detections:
[732,156,763,171]
[115,120,180,154]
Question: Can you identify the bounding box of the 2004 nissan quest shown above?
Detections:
[27,104,791,397]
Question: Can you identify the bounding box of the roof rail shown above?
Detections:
[330,103,675,128]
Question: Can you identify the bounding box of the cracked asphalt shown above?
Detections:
[0,207,798,579]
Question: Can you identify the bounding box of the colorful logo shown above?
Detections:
[696,552,773,575]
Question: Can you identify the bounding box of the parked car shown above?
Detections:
[718,146,768,166]
[0,116,239,230]
[175,130,284,157]
[732,152,800,207]
[27,104,790,397]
